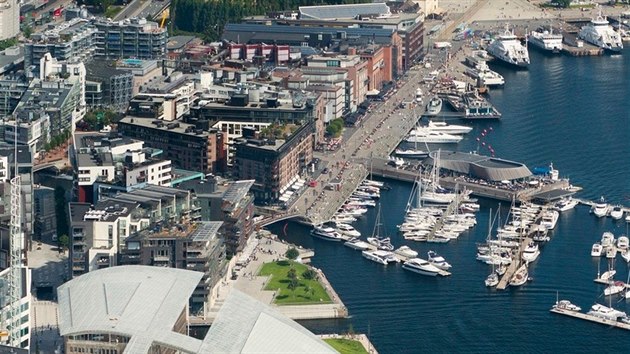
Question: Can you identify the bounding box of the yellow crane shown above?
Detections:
[160,9,169,28]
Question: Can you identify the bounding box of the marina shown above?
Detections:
[550,306,630,331]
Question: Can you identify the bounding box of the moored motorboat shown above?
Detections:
[591,242,603,257]
[425,120,473,135]
[336,223,361,237]
[344,237,371,251]
[553,300,581,312]
[553,197,578,212]
[395,148,429,159]
[394,246,419,258]
[522,242,540,264]
[485,272,499,287]
[402,258,443,276]
[591,196,609,218]
[604,281,626,296]
[610,205,624,220]
[362,250,399,265]
[540,210,559,230]
[427,250,452,270]
[425,96,443,116]
[587,303,627,321]
[310,225,343,242]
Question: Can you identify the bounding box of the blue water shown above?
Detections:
[268,49,630,353]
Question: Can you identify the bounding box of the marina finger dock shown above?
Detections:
[550,307,630,331]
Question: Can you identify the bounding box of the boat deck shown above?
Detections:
[550,307,630,331]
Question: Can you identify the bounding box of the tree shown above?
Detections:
[287,277,299,294]
[58,234,70,252]
[23,26,33,39]
[302,269,317,280]
[54,186,69,239]
[287,267,297,280]
[285,247,299,260]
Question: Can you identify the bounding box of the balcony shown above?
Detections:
[153,255,170,262]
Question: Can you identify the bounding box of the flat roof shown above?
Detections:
[120,116,212,138]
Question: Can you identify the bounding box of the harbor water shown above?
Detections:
[268,48,630,352]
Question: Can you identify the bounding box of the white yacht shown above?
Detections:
[427,251,452,270]
[622,249,630,263]
[335,223,361,237]
[587,303,627,321]
[367,237,394,251]
[528,27,563,53]
[344,237,371,251]
[553,197,578,212]
[521,242,540,264]
[509,263,529,286]
[540,210,559,230]
[331,213,357,224]
[310,225,343,242]
[425,96,443,116]
[578,11,623,53]
[394,246,418,258]
[601,232,615,248]
[610,205,624,220]
[426,120,473,135]
[617,236,629,250]
[592,197,610,218]
[465,61,505,86]
[486,24,530,67]
[591,242,603,257]
[553,300,581,312]
[362,250,399,265]
[604,281,626,296]
[415,88,423,102]
[402,258,443,276]
[394,148,429,159]
[485,272,499,287]
[405,129,463,144]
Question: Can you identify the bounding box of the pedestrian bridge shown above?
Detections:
[255,213,312,227]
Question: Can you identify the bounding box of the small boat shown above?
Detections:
[485,272,499,287]
[425,96,443,116]
[617,236,629,250]
[509,263,529,287]
[402,258,443,276]
[540,210,559,230]
[394,148,429,159]
[606,246,617,259]
[591,196,609,218]
[394,246,418,258]
[600,269,616,282]
[604,281,626,296]
[362,250,399,265]
[610,206,624,220]
[459,202,480,213]
[601,232,615,247]
[553,300,581,312]
[344,237,371,251]
[331,213,357,223]
[621,249,630,263]
[591,242,603,257]
[553,197,578,212]
[521,242,540,264]
[496,264,508,276]
[427,250,452,270]
[310,225,343,242]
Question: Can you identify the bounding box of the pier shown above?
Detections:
[550,307,630,331]
[496,236,532,290]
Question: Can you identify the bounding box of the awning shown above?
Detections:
[279,196,289,202]
[366,89,380,96]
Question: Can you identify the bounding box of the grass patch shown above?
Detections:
[258,261,331,305]
[104,6,122,18]
[324,338,369,354]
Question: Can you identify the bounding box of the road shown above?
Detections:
[114,0,168,21]
[287,1,489,226]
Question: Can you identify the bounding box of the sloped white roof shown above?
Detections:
[200,290,337,353]
[58,266,337,354]
[299,3,390,20]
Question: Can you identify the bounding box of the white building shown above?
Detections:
[0,266,32,349]
[2,109,51,158]
[0,0,19,41]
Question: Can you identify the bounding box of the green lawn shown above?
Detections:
[324,338,369,354]
[258,261,331,305]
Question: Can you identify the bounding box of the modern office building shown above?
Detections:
[117,116,227,174]
[58,266,336,354]
[85,61,134,111]
[0,0,20,40]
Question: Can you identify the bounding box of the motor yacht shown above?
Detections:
[402,258,443,276]
[486,24,530,67]
[336,223,361,237]
[509,263,529,287]
[425,120,473,135]
[344,237,371,251]
[362,250,399,265]
[528,26,563,53]
[310,225,343,242]
[362,179,385,188]
[331,213,357,224]
[553,300,581,312]
[592,196,610,218]
[610,206,624,220]
[606,246,617,259]
[591,242,603,257]
[367,237,394,251]
[521,242,541,264]
[540,210,559,230]
[465,61,505,86]
[405,129,463,144]
[394,148,429,159]
[601,232,615,247]
[394,246,418,258]
[425,96,443,116]
[553,197,578,212]
[427,251,452,270]
[587,303,627,321]
[578,10,623,53]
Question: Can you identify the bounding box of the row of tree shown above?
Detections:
[325,118,345,138]
[44,129,71,152]
[170,0,371,41]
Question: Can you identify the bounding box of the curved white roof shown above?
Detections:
[58,266,336,354]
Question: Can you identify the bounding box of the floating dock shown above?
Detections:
[496,236,533,290]
[550,307,630,331]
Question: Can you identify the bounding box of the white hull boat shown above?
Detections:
[402,258,442,276]
[528,28,563,53]
[509,263,529,287]
[425,97,443,116]
[344,238,371,250]
[362,250,399,265]
[486,24,530,67]
[426,120,473,135]
[578,11,623,53]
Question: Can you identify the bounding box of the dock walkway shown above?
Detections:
[496,237,532,290]
[550,307,630,331]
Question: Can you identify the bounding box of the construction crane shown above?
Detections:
[160,9,169,28]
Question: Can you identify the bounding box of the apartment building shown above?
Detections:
[92,17,167,60]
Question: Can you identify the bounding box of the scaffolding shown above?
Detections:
[6,174,22,347]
